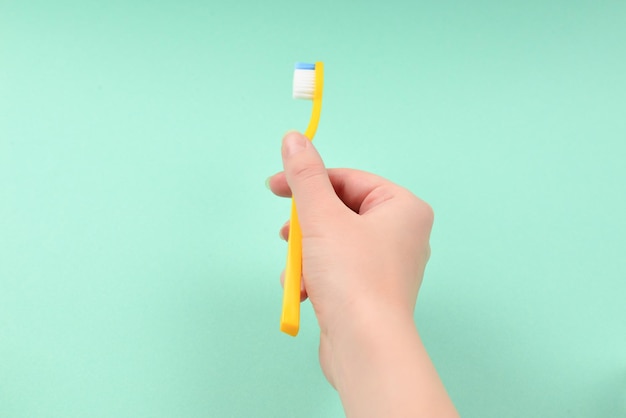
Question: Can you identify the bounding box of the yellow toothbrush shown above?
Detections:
[280,62,324,336]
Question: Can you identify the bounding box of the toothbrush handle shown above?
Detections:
[280,198,302,336]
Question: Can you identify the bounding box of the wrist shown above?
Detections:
[321,298,457,417]
[323,297,418,388]
[324,295,416,345]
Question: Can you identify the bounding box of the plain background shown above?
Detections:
[1,1,625,416]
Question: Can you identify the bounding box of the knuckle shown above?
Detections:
[407,194,435,229]
[420,201,435,226]
[291,161,325,184]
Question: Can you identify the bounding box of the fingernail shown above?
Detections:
[265,176,272,190]
[283,132,307,157]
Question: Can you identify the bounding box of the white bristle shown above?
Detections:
[293,69,315,100]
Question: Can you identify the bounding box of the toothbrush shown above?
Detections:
[280,61,324,336]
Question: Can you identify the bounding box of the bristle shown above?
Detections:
[293,63,315,100]
[295,62,315,70]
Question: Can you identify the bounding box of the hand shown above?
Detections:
[268,132,433,378]
[268,132,457,417]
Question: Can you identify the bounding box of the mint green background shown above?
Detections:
[1,1,625,417]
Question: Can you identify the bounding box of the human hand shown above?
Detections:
[267,131,434,382]
[268,132,457,416]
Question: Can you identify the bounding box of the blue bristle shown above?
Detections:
[295,62,315,70]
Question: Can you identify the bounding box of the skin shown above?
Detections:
[268,131,459,417]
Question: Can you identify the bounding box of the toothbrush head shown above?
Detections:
[293,62,317,100]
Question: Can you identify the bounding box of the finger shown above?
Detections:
[266,172,291,198]
[279,220,290,241]
[326,168,409,215]
[281,132,340,221]
[269,167,410,215]
[279,269,308,302]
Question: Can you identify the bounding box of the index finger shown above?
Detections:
[268,168,407,215]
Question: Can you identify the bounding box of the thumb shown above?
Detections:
[281,131,338,221]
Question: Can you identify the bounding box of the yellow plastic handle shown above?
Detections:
[280,62,324,336]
